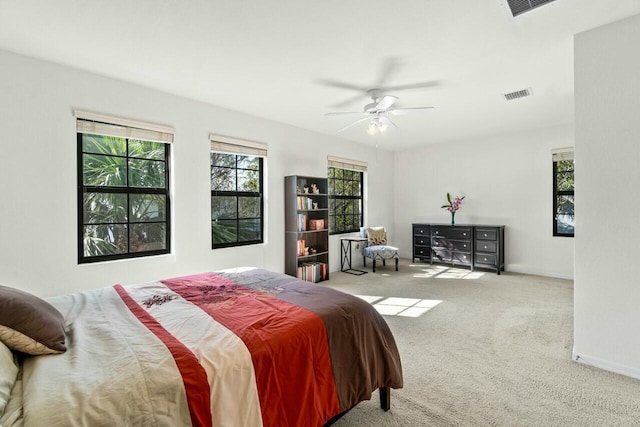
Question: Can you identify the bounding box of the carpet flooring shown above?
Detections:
[328,259,640,427]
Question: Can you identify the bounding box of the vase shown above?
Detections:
[451,211,455,225]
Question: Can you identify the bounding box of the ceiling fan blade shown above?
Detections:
[337,116,371,133]
[381,80,441,92]
[375,95,398,111]
[381,116,398,129]
[330,93,368,109]
[389,106,435,115]
[325,111,367,116]
[376,57,401,87]
[315,79,370,93]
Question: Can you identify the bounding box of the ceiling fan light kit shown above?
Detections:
[326,87,434,135]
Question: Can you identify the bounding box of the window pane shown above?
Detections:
[556,160,574,172]
[211,166,236,191]
[83,224,128,256]
[556,171,574,192]
[238,169,259,191]
[130,223,166,252]
[130,194,166,222]
[237,155,259,170]
[83,192,127,224]
[329,216,336,233]
[83,154,127,186]
[211,153,236,167]
[82,134,126,156]
[212,220,237,245]
[129,140,165,160]
[129,159,166,188]
[211,196,237,220]
[238,219,261,242]
[239,196,260,218]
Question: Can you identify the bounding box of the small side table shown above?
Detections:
[340,237,368,275]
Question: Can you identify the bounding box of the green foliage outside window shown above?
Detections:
[554,159,574,236]
[211,153,263,247]
[328,167,363,234]
[79,133,169,261]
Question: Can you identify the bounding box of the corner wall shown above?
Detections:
[393,127,574,279]
[574,13,640,378]
[0,49,393,296]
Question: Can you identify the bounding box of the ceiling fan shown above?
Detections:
[325,88,435,135]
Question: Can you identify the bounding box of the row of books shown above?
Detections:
[296,213,308,231]
[297,262,328,283]
[297,196,318,210]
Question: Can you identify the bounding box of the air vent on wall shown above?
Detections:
[504,88,532,101]
[505,0,556,17]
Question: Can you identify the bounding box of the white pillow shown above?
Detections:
[0,341,18,417]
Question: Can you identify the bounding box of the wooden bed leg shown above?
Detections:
[379,387,390,411]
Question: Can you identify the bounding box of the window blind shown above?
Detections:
[210,134,268,157]
[551,147,574,162]
[327,155,368,172]
[74,110,174,143]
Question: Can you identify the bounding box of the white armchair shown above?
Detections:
[360,227,399,273]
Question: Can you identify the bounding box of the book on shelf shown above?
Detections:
[296,262,327,283]
[297,213,307,232]
[297,196,315,210]
[297,239,306,256]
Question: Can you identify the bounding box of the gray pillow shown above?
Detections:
[0,285,66,355]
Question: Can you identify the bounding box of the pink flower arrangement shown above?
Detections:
[441,193,465,213]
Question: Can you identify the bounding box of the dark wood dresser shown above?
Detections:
[412,223,505,275]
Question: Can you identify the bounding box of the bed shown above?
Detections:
[0,268,403,426]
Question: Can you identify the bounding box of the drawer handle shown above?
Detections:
[483,257,488,261]
[463,233,467,236]
[463,244,467,248]
[484,245,488,249]
[420,230,423,233]
[484,233,488,237]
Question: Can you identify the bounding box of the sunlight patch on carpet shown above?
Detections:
[354,295,442,317]
[410,265,485,279]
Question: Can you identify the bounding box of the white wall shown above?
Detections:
[0,49,394,297]
[574,13,640,379]
[393,126,574,279]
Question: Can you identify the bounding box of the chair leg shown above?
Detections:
[373,260,376,273]
[363,257,366,267]
[395,258,398,271]
[382,259,386,267]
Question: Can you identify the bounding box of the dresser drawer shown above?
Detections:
[413,225,430,236]
[432,226,471,240]
[431,238,452,249]
[475,228,497,241]
[475,240,497,253]
[414,247,430,258]
[432,248,452,262]
[452,240,471,252]
[475,253,496,266]
[453,252,472,265]
[413,236,430,247]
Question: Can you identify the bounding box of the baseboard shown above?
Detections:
[572,349,640,380]
[506,265,573,280]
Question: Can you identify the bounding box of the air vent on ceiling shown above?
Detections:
[505,0,556,17]
[504,88,533,101]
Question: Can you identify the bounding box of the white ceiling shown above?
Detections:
[1,0,640,151]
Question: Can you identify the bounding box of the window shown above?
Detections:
[553,148,574,237]
[76,112,172,263]
[328,156,366,234]
[210,135,266,248]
